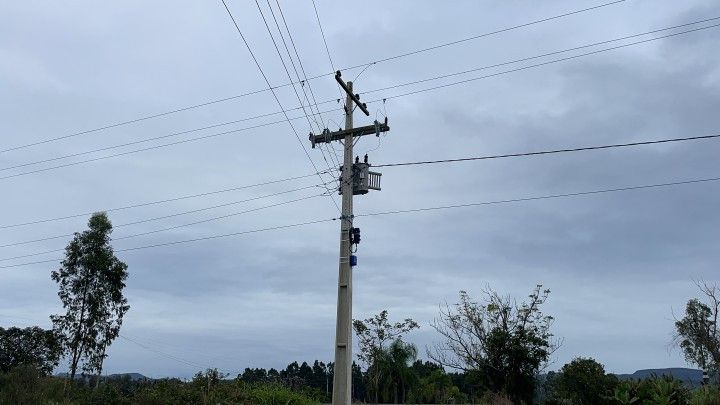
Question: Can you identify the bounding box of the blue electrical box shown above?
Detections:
[350,255,357,267]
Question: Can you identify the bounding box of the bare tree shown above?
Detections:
[428,285,558,402]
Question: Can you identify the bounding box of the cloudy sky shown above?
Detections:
[1,0,719,378]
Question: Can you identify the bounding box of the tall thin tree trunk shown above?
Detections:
[70,279,91,382]
[94,343,106,389]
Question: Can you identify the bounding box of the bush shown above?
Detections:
[690,386,720,405]
[611,375,691,404]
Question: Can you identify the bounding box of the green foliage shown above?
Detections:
[0,326,62,374]
[549,357,618,404]
[51,212,130,381]
[353,309,419,402]
[352,309,419,367]
[0,367,321,404]
[690,385,720,405]
[246,382,319,405]
[674,281,720,372]
[408,368,468,404]
[368,339,418,403]
[430,285,557,403]
[610,375,691,404]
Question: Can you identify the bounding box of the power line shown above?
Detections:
[0,218,336,269]
[341,0,627,72]
[118,335,212,371]
[2,0,624,154]
[0,313,212,370]
[0,192,325,262]
[220,0,340,214]
[376,23,720,103]
[362,17,720,96]
[355,177,720,218]
[0,185,327,251]
[311,0,335,73]
[272,0,326,130]
[0,107,345,181]
[256,0,341,196]
[4,18,715,180]
[3,174,720,269]
[6,129,719,254]
[7,16,715,182]
[374,133,720,168]
[0,172,325,230]
[0,105,336,173]
[274,0,341,169]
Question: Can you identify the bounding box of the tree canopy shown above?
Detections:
[0,326,62,375]
[50,212,130,382]
[429,285,557,403]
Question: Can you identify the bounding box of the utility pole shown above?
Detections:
[309,71,389,404]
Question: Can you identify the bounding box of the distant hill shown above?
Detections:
[56,372,149,381]
[614,368,702,386]
[107,373,148,381]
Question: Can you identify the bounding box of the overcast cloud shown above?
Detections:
[1,0,719,378]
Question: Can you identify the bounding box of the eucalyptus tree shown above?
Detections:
[674,280,720,374]
[50,212,129,383]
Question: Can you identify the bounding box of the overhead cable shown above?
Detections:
[374,133,720,168]
[1,0,624,154]
[3,174,720,269]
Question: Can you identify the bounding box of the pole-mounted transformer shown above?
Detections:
[338,154,382,195]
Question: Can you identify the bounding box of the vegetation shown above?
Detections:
[0,326,62,375]
[353,309,419,403]
[674,280,720,373]
[50,212,130,383]
[429,285,558,403]
[543,357,619,404]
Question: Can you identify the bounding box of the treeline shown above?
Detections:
[3,355,720,404]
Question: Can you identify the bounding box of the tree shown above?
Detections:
[0,326,62,374]
[353,310,419,402]
[550,357,618,404]
[429,285,557,403]
[372,339,418,403]
[674,280,720,372]
[50,212,130,383]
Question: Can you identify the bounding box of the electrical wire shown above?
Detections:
[342,0,627,72]
[0,218,336,269]
[5,127,716,244]
[2,0,624,155]
[273,0,341,169]
[258,0,341,191]
[0,172,326,230]
[0,192,325,262]
[362,17,720,97]
[221,0,340,214]
[0,314,216,371]
[376,23,720,103]
[0,184,328,250]
[273,0,327,130]
[355,176,720,218]
[0,104,336,173]
[5,17,715,181]
[119,335,212,370]
[3,174,720,269]
[374,133,720,168]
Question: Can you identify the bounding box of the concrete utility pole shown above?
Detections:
[334,80,354,405]
[309,71,389,404]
